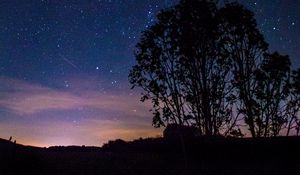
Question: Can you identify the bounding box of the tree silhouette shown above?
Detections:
[129,0,236,135]
[130,0,203,128]
[129,0,299,137]
[254,52,291,136]
[286,69,300,135]
[177,1,235,136]
[217,2,268,137]
[129,6,187,127]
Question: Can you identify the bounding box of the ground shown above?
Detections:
[0,137,300,175]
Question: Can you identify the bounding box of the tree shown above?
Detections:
[129,0,237,135]
[177,0,234,136]
[129,0,299,138]
[286,69,300,135]
[254,52,291,136]
[129,4,188,127]
[217,2,268,137]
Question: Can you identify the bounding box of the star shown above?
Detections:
[0,0,299,147]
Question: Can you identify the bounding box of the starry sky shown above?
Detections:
[0,0,299,147]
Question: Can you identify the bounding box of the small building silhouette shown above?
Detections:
[163,124,198,139]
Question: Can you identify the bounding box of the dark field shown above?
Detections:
[1,137,300,175]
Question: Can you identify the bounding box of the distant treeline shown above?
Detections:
[129,0,300,137]
[2,137,300,175]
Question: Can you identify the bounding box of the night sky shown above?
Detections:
[0,0,299,147]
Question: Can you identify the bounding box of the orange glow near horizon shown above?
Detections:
[0,120,163,147]
[0,76,162,147]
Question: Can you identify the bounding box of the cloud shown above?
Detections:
[0,76,160,147]
[0,76,149,117]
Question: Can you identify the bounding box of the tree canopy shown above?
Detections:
[129,0,300,137]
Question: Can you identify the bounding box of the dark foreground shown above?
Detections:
[0,137,300,175]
